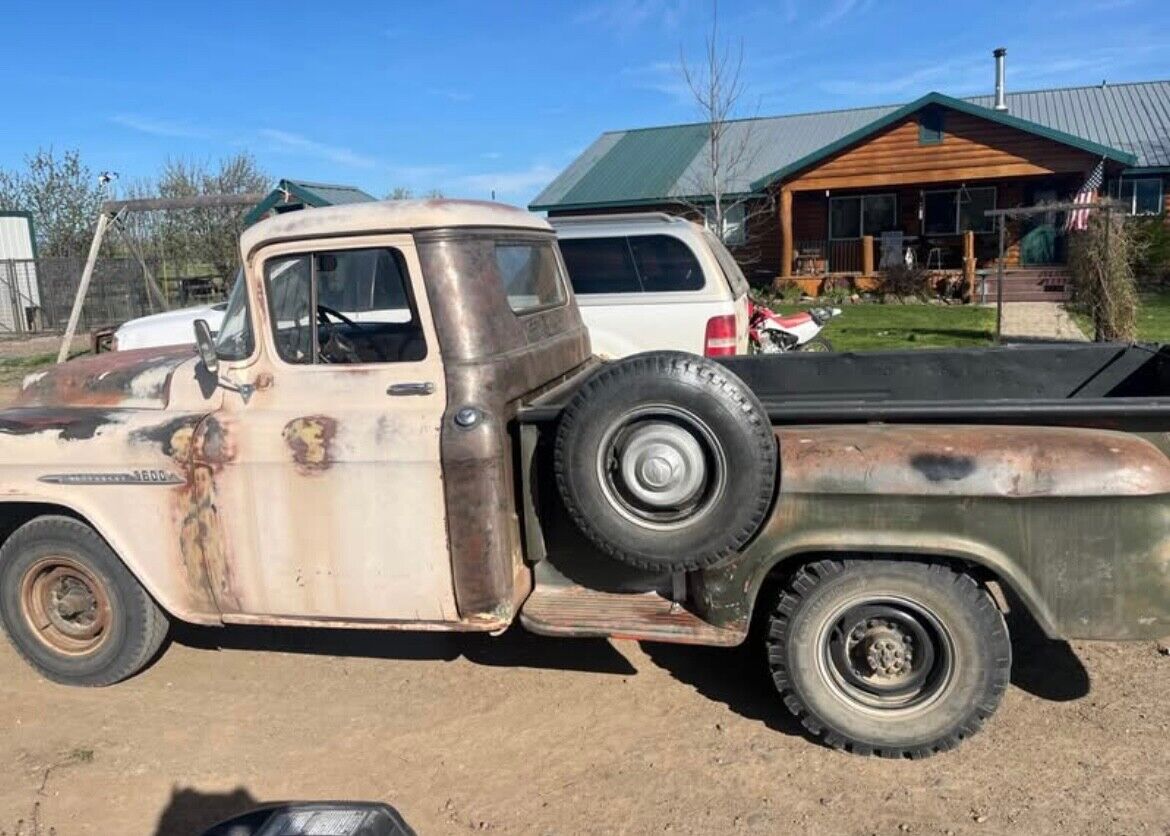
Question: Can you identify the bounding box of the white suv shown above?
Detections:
[109,212,752,358]
[551,213,750,358]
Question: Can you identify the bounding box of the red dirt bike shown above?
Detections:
[748,299,840,353]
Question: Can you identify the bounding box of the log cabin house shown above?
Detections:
[531,52,1170,301]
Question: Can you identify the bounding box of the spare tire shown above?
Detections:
[554,351,776,572]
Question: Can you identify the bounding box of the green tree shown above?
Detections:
[0,148,105,257]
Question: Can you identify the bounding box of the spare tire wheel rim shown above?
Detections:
[597,404,727,530]
[814,594,957,716]
[20,556,112,656]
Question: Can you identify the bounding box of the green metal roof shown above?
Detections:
[557,123,708,207]
[244,179,377,226]
[531,80,1169,212]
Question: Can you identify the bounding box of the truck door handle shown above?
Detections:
[387,382,435,396]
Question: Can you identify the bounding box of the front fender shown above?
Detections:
[0,408,222,624]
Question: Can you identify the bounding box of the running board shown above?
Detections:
[520,585,745,646]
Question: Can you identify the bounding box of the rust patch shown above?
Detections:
[172,416,241,612]
[776,425,1170,498]
[16,345,192,408]
[0,407,119,440]
[175,464,239,612]
[282,415,337,474]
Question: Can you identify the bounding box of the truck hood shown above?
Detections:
[15,345,197,410]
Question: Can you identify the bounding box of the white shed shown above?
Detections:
[0,212,41,331]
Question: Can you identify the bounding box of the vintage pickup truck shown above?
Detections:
[0,200,1167,758]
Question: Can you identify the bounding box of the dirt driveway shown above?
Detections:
[1,610,1167,835]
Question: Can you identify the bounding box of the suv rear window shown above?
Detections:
[559,234,704,294]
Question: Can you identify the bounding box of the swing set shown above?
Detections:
[56,192,265,363]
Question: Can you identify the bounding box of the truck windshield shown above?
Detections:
[215,269,254,361]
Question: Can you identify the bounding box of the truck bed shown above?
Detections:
[521,343,1170,429]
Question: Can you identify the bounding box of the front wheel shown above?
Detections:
[766,559,1010,757]
[0,516,169,686]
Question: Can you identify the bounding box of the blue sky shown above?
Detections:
[2,0,1167,205]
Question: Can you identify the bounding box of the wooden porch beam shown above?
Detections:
[779,187,793,279]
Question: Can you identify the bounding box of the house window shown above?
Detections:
[923,187,996,235]
[918,107,945,145]
[702,203,746,245]
[829,194,898,240]
[1113,178,1164,215]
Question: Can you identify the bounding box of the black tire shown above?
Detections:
[554,351,776,572]
[798,336,833,352]
[766,559,1010,757]
[0,515,169,686]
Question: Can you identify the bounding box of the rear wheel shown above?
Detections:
[0,516,168,686]
[766,559,1010,757]
[555,352,776,572]
[798,336,833,352]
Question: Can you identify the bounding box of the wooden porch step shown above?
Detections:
[519,584,744,646]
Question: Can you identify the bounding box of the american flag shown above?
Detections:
[1066,159,1104,232]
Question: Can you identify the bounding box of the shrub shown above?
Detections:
[880,264,930,301]
[1068,208,1141,341]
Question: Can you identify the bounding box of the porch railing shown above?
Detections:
[794,240,863,274]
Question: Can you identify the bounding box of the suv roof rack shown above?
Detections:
[548,212,688,226]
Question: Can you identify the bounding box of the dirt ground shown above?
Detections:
[1,611,1167,836]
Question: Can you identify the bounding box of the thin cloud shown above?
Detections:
[622,60,693,107]
[819,55,988,98]
[427,88,473,103]
[574,0,685,36]
[258,128,378,169]
[817,0,875,28]
[110,114,208,139]
[458,163,562,202]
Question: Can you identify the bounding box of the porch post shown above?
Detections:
[779,186,793,279]
[962,230,976,300]
[861,235,874,276]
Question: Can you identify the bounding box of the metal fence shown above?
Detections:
[0,257,229,335]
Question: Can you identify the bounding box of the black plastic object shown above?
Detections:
[201,802,415,836]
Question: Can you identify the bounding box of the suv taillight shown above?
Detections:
[704,314,737,357]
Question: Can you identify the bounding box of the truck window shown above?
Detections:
[495,241,566,314]
[264,247,426,365]
[559,235,703,294]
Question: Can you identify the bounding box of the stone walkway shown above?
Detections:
[986,302,1088,342]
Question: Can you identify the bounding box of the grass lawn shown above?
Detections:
[0,352,59,391]
[1066,289,1170,342]
[775,303,997,351]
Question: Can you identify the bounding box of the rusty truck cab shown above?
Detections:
[195,200,591,629]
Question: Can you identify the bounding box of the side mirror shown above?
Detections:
[194,319,219,375]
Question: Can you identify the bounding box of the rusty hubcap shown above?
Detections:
[20,557,111,655]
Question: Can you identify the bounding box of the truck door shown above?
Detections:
[202,234,458,623]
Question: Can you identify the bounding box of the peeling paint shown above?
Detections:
[282,415,337,474]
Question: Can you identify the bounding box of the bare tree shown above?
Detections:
[0,148,105,257]
[385,186,444,200]
[677,2,768,261]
